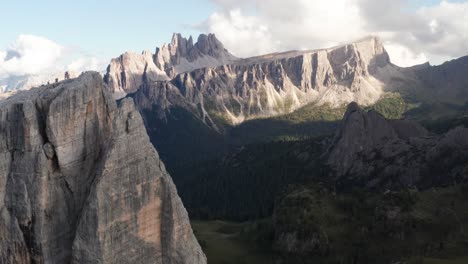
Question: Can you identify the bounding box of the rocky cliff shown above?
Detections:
[104,33,237,97]
[327,102,468,189]
[0,72,206,264]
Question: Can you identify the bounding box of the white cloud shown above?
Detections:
[384,42,428,67]
[414,1,468,58]
[203,0,468,67]
[0,51,6,62]
[67,56,103,73]
[0,35,64,78]
[204,9,277,57]
[0,35,104,82]
[204,0,364,57]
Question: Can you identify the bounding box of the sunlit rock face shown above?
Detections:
[130,36,397,129]
[0,72,206,264]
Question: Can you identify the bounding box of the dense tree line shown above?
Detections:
[174,137,330,220]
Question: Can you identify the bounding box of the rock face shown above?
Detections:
[327,102,468,189]
[131,36,395,128]
[0,72,206,264]
[104,33,237,97]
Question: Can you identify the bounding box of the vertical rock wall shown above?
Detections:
[0,72,206,264]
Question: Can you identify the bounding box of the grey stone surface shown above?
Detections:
[42,142,55,159]
[0,72,206,264]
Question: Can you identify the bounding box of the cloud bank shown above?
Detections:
[202,0,468,67]
[0,35,64,78]
[0,35,104,81]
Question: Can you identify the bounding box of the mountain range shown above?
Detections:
[1,33,468,264]
[99,34,467,174]
[114,33,467,263]
[4,33,468,123]
[113,35,392,126]
[105,34,468,133]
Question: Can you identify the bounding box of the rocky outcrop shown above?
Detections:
[104,33,237,97]
[0,72,206,264]
[327,102,468,189]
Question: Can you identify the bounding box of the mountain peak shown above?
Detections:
[193,33,228,57]
[196,33,220,44]
[105,33,238,97]
[167,33,194,54]
[164,33,227,57]
[154,32,237,74]
[344,101,360,115]
[356,35,382,44]
[171,32,183,45]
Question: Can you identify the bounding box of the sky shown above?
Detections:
[1,0,468,79]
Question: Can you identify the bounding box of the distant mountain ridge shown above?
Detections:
[5,33,468,124]
[3,33,468,152]
[130,35,399,130]
[122,33,468,132]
